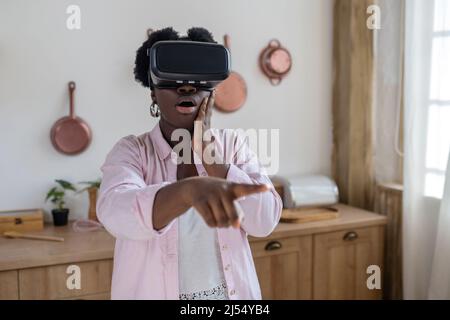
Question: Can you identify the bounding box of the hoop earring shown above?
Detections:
[150,101,161,117]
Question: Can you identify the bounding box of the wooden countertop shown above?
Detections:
[249,203,387,241]
[0,224,114,272]
[0,204,386,272]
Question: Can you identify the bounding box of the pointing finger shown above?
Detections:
[231,183,270,199]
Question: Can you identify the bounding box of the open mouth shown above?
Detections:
[178,101,195,107]
[175,98,197,115]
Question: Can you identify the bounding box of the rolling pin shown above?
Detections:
[3,231,64,242]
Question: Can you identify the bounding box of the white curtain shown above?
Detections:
[403,0,450,300]
[429,152,450,299]
[373,0,404,185]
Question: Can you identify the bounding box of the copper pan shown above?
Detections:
[214,34,247,113]
[50,81,92,155]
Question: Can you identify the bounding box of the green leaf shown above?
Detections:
[77,178,102,193]
[54,191,65,199]
[45,187,57,202]
[55,179,77,191]
[78,178,102,188]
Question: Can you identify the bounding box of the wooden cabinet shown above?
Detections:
[250,236,312,299]
[0,260,113,300]
[313,226,384,299]
[0,224,115,300]
[0,271,19,300]
[249,205,386,300]
[0,204,385,300]
[19,260,112,300]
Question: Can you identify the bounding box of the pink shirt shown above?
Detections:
[97,124,282,300]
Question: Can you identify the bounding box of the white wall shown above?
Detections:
[0,0,333,221]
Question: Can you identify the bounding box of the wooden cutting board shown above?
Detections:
[280,206,339,223]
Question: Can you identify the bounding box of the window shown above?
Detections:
[424,0,450,198]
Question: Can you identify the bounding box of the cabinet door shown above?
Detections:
[0,270,19,299]
[19,259,113,300]
[250,236,312,300]
[313,226,384,299]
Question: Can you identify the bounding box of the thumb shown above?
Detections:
[231,183,270,199]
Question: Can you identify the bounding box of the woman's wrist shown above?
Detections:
[180,177,198,207]
[153,178,200,230]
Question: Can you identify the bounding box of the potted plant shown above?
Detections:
[77,179,101,222]
[45,179,77,226]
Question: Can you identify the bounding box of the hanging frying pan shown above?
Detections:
[50,81,92,155]
[214,34,247,113]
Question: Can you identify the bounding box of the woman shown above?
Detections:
[97,27,282,300]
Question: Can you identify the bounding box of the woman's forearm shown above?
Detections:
[151,164,230,231]
[152,178,193,230]
[152,175,269,231]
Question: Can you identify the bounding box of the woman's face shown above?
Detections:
[152,85,211,130]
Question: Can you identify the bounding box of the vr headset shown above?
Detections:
[147,41,231,90]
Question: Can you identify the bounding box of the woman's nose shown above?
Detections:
[176,85,197,95]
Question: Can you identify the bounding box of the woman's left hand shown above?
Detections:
[192,90,230,179]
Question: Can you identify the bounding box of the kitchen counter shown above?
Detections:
[0,204,386,272]
[0,224,114,272]
[251,203,387,241]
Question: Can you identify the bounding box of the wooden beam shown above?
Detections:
[332,0,375,210]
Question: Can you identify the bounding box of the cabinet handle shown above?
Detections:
[265,241,282,251]
[343,231,358,241]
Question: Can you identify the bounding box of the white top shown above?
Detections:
[178,207,229,300]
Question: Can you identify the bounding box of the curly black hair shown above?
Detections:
[134,27,217,89]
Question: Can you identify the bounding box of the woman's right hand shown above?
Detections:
[183,176,269,229]
[153,176,269,231]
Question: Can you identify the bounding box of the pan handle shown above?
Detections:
[270,77,282,86]
[269,39,281,48]
[68,81,76,118]
[224,34,231,51]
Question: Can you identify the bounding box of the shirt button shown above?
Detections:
[222,244,228,250]
[200,172,207,176]
[229,289,236,296]
[225,264,231,271]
